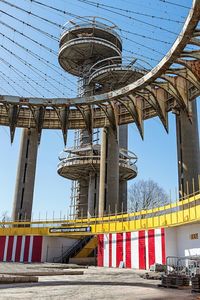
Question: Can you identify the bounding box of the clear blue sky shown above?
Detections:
[0,0,199,219]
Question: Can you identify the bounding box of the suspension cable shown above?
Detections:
[1,0,62,28]
[0,67,36,96]
[0,55,64,97]
[0,9,58,41]
[75,0,179,36]
[27,0,177,48]
[0,20,57,55]
[0,44,67,97]
[78,0,184,24]
[1,0,173,63]
[0,32,76,92]
[158,0,190,9]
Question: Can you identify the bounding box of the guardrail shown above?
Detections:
[57,155,137,171]
[61,16,122,43]
[0,191,200,236]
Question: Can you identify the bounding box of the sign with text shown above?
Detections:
[49,226,91,233]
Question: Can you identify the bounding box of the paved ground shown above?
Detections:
[0,263,199,300]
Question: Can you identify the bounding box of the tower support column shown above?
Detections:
[106,126,119,214]
[88,172,96,218]
[98,127,107,217]
[78,179,89,218]
[176,100,200,197]
[119,124,128,212]
[12,128,38,221]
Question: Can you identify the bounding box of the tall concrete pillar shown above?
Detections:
[119,181,127,212]
[106,126,119,214]
[78,129,92,218]
[78,179,89,218]
[88,172,96,218]
[80,129,92,146]
[12,128,38,221]
[88,172,99,218]
[98,127,107,217]
[119,124,128,149]
[95,173,100,215]
[119,125,128,212]
[176,100,200,197]
[77,77,92,217]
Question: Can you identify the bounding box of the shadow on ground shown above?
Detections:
[0,280,159,290]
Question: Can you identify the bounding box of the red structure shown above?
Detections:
[97,229,166,269]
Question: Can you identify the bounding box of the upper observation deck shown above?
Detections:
[58,17,122,77]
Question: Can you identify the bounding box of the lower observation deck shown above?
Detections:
[57,145,137,181]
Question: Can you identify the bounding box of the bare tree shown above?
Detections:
[128,179,169,212]
[0,211,11,222]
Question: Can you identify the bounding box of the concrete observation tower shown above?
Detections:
[9,7,200,223]
[57,17,145,218]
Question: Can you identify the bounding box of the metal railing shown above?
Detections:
[167,256,200,277]
[53,236,93,263]
[58,146,137,171]
[61,16,122,43]
[0,191,200,234]
[89,56,146,80]
[57,155,137,172]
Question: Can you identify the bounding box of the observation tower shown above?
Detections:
[2,0,200,273]
[57,17,145,218]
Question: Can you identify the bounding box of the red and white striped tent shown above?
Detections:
[0,236,43,263]
[98,229,166,269]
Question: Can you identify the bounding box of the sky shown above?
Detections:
[0,0,199,219]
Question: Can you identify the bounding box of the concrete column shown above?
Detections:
[98,127,107,217]
[119,124,128,149]
[119,181,127,212]
[106,126,119,214]
[95,173,100,216]
[80,129,92,146]
[76,129,91,218]
[119,125,128,212]
[176,100,200,197]
[80,77,93,147]
[88,172,96,218]
[12,128,38,221]
[78,179,89,218]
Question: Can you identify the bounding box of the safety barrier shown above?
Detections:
[0,191,200,237]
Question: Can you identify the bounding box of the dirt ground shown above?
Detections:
[0,263,199,300]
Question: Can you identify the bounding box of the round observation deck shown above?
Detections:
[89,56,147,93]
[58,17,122,77]
[57,145,137,181]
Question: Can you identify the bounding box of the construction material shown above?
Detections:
[0,270,84,276]
[192,275,200,292]
[161,274,190,288]
[69,257,96,266]
[0,274,38,284]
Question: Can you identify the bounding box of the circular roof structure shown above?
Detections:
[0,0,199,143]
